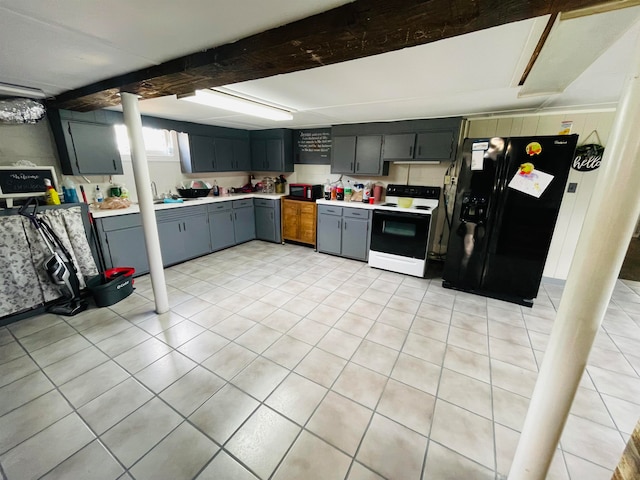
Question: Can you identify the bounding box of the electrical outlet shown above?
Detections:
[444,175,451,185]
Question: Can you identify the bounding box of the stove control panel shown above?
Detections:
[386,184,441,199]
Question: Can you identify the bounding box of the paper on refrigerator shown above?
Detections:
[508,168,554,198]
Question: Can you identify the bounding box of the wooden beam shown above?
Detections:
[48,0,622,111]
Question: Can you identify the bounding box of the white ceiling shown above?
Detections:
[1,0,639,130]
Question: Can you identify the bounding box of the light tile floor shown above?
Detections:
[1,240,640,480]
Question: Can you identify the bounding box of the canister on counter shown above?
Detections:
[373,184,383,203]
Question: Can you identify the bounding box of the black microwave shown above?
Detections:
[289,184,323,201]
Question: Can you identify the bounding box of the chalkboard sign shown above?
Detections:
[295,128,331,164]
[0,166,58,207]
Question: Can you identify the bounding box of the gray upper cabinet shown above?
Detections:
[334,117,463,170]
[381,118,462,162]
[414,130,454,160]
[382,133,416,160]
[234,138,251,171]
[179,132,251,173]
[250,129,294,172]
[48,109,123,176]
[355,135,384,175]
[330,137,356,173]
[331,135,385,176]
[189,134,216,172]
[214,137,251,171]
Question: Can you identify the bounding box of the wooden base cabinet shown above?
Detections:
[282,198,316,247]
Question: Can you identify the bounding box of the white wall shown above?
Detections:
[467,111,617,280]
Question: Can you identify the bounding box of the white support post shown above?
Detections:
[120,92,169,314]
[508,34,640,479]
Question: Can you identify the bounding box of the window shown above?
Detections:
[114,125,173,156]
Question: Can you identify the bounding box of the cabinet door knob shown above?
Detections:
[409,146,413,157]
[112,159,117,171]
[356,162,360,171]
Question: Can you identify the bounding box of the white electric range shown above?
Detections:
[368,184,440,277]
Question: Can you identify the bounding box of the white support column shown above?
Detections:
[508,34,640,479]
[120,92,169,314]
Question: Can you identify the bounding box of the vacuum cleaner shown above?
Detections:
[19,198,87,316]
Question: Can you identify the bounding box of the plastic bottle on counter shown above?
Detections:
[94,185,104,203]
[324,179,332,200]
[362,182,371,203]
[120,184,129,199]
[344,180,353,202]
[336,180,344,201]
[213,180,219,196]
[44,179,61,205]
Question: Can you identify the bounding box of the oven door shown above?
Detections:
[370,210,431,259]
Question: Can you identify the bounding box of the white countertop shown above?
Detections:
[91,193,286,218]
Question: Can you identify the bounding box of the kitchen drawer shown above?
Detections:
[254,198,275,207]
[156,205,206,222]
[232,199,253,209]
[318,205,342,216]
[343,208,371,219]
[98,214,142,232]
[207,201,232,212]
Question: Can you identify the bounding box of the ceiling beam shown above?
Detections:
[48,0,622,111]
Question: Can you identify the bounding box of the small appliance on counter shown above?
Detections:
[288,183,323,201]
[368,184,440,277]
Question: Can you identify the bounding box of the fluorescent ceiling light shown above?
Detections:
[179,89,293,121]
[0,82,46,99]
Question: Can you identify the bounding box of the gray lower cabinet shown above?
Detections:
[254,198,282,243]
[95,214,149,275]
[156,206,210,266]
[317,206,343,255]
[317,205,371,261]
[208,202,235,251]
[233,199,256,244]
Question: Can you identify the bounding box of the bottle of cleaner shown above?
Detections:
[213,180,219,196]
[94,185,104,203]
[120,184,129,199]
[44,179,61,205]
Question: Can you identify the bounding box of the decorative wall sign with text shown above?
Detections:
[572,143,604,172]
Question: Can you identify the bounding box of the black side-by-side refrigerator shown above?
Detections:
[442,135,579,306]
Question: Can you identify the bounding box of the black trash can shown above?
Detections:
[86,267,135,307]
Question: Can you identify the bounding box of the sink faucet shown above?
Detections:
[151,181,158,199]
